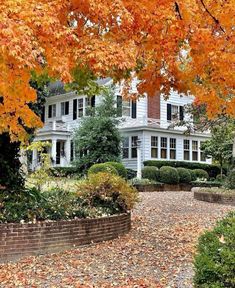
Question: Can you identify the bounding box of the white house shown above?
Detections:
[32,79,211,170]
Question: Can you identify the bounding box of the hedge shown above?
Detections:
[143,160,221,178]
[159,166,179,184]
[106,162,127,179]
[226,170,235,190]
[142,166,160,182]
[177,168,191,183]
[88,163,118,176]
[194,211,235,288]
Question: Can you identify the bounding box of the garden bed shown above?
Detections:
[0,213,131,263]
[193,188,235,206]
[134,183,192,192]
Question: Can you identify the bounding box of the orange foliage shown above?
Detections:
[0,0,234,140]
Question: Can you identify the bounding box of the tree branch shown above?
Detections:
[175,2,182,20]
[200,0,225,33]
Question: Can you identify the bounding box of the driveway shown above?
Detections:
[0,192,233,287]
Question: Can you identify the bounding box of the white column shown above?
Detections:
[65,139,71,166]
[51,139,57,166]
[32,149,37,170]
[137,145,142,179]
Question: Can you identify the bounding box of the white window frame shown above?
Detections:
[192,140,198,161]
[170,138,176,160]
[184,139,190,161]
[48,104,56,118]
[151,136,158,159]
[160,137,167,159]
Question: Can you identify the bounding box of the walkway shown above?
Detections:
[0,192,233,287]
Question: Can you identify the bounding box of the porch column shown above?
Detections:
[32,149,37,170]
[51,139,57,166]
[65,139,71,166]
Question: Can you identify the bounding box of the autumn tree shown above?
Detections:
[0,0,234,142]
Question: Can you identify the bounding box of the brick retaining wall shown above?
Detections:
[194,191,235,206]
[134,183,192,192]
[0,213,131,263]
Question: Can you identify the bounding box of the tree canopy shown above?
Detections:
[0,0,234,141]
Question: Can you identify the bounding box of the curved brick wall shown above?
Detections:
[0,213,131,263]
[194,191,235,206]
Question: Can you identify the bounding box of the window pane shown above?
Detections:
[161,149,167,159]
[184,151,190,160]
[151,148,158,158]
[161,137,167,148]
[170,138,176,149]
[171,105,179,120]
[192,141,198,151]
[131,148,137,158]
[170,149,176,160]
[192,151,198,161]
[151,136,158,147]
[78,98,84,117]
[184,140,190,150]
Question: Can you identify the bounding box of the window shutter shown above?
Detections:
[180,106,184,120]
[73,99,77,120]
[91,96,95,108]
[48,105,52,118]
[65,101,69,115]
[131,100,137,119]
[117,95,122,117]
[41,106,45,123]
[167,104,172,121]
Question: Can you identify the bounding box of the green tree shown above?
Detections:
[201,125,234,176]
[73,89,122,173]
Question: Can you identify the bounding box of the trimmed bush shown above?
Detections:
[193,169,209,180]
[194,211,235,288]
[190,170,197,181]
[144,160,221,178]
[142,166,160,182]
[191,181,222,188]
[216,174,226,182]
[177,168,192,183]
[106,162,127,179]
[126,168,137,180]
[88,163,118,176]
[159,166,179,184]
[226,170,235,189]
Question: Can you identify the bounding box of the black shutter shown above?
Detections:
[180,106,184,120]
[41,106,45,122]
[167,104,172,121]
[117,95,122,117]
[48,105,52,118]
[73,99,77,120]
[91,96,95,108]
[65,101,69,115]
[131,100,137,118]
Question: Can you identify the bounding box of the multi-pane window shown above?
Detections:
[192,140,198,161]
[200,142,206,162]
[184,140,190,160]
[151,136,158,158]
[78,98,84,117]
[122,100,131,117]
[131,136,138,158]
[171,105,179,120]
[122,137,129,159]
[170,138,176,160]
[61,101,69,116]
[161,137,167,159]
[48,104,56,118]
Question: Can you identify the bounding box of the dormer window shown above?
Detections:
[48,104,56,118]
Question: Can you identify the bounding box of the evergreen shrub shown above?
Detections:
[159,166,179,184]
[177,167,192,183]
[142,166,160,182]
[88,163,118,176]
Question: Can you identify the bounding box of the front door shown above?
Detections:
[56,142,61,165]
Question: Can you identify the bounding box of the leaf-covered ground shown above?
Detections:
[0,192,233,288]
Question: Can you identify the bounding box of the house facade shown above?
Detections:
[32,79,211,170]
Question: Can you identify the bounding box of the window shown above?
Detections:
[122,100,131,117]
[184,140,190,160]
[61,101,69,116]
[170,138,176,159]
[151,136,158,158]
[131,136,138,158]
[48,104,56,118]
[122,137,129,159]
[167,104,184,121]
[192,140,198,161]
[161,137,167,159]
[171,105,179,120]
[116,95,136,118]
[78,98,84,117]
[200,142,206,162]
